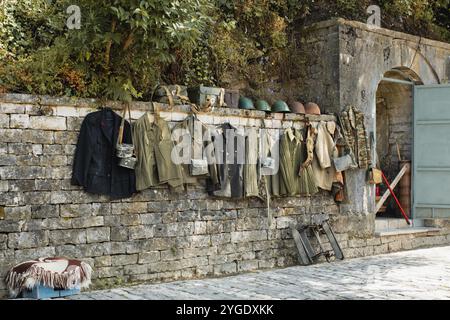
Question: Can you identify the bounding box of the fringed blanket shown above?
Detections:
[5,257,92,298]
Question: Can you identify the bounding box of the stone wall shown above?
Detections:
[1,94,450,298]
[0,94,343,298]
[295,22,341,114]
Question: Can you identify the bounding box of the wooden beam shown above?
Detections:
[376,164,410,213]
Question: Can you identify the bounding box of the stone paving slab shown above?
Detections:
[68,246,450,300]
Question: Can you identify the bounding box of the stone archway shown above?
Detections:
[374,67,423,225]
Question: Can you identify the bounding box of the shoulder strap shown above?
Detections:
[117,103,133,145]
[117,104,127,145]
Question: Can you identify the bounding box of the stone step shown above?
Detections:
[375,227,440,237]
[375,218,410,231]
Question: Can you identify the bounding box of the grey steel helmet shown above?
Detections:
[255,100,271,112]
[271,100,290,113]
[238,97,255,110]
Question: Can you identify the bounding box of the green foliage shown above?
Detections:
[379,0,450,40]
[0,0,65,59]
[1,0,213,100]
[296,0,450,42]
[0,0,449,100]
[57,0,213,101]
[183,36,216,86]
[207,0,296,88]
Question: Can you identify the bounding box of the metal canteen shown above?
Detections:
[116,143,134,159]
[119,156,137,169]
[190,158,209,176]
[261,157,276,170]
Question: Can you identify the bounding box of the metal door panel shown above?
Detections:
[415,123,450,167]
[414,171,450,204]
[414,85,450,219]
[415,99,450,120]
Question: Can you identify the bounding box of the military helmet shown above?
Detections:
[271,100,290,113]
[290,101,306,114]
[238,97,255,110]
[255,100,271,112]
[305,102,321,115]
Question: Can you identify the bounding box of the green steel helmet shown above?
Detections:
[255,100,271,112]
[238,97,255,110]
[271,100,290,113]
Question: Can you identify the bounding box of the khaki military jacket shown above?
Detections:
[279,128,303,196]
[133,112,183,191]
[244,127,259,197]
[172,115,219,186]
[312,121,338,191]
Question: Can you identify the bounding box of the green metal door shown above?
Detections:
[414,84,450,219]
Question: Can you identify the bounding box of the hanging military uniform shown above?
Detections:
[211,123,244,199]
[355,110,371,169]
[339,106,371,169]
[279,127,303,196]
[71,108,136,199]
[133,112,158,191]
[257,127,276,226]
[260,128,280,197]
[331,123,346,201]
[154,116,184,188]
[133,111,184,191]
[298,125,319,196]
[172,114,219,186]
[244,127,259,198]
[311,121,338,191]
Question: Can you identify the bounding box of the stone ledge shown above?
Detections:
[0,93,337,122]
[375,227,441,237]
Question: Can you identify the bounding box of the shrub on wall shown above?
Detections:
[0,0,213,101]
[0,0,448,100]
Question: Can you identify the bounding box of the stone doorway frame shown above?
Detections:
[374,67,423,229]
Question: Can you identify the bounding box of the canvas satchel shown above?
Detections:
[116,104,137,169]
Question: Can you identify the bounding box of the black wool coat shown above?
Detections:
[71,108,137,199]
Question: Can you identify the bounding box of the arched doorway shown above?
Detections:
[375,67,423,229]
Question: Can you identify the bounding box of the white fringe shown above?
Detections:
[5,261,93,298]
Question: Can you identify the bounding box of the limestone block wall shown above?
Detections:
[0,94,344,297]
[1,94,450,298]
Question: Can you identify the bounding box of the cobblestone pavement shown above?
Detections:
[69,246,450,300]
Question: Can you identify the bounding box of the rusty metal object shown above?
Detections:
[399,160,412,218]
[291,213,344,266]
[289,101,305,114]
[305,102,321,115]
